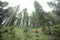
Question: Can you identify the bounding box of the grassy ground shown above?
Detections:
[14,27,53,40]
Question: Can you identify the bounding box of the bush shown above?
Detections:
[0,26,16,40]
[44,24,60,40]
[50,24,60,40]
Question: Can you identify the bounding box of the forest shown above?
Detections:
[0,0,60,40]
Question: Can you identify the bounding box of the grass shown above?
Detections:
[13,27,53,40]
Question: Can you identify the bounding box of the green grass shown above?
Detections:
[14,27,53,40]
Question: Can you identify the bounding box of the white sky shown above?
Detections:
[1,0,53,14]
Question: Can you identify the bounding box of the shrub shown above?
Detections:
[52,25,60,40]
[0,26,16,40]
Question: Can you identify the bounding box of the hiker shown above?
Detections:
[35,29,39,40]
[35,29,39,33]
[35,29,39,37]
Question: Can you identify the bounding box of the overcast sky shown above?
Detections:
[1,0,53,14]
